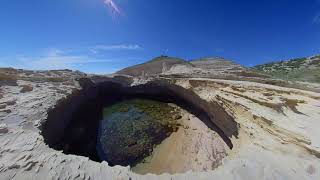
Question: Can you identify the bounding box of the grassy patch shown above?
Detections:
[252,56,320,83]
[234,71,271,78]
[286,58,307,68]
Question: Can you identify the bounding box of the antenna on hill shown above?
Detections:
[162,49,169,56]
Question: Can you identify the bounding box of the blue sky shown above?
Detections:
[0,0,320,73]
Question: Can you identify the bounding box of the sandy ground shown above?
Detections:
[132,106,228,175]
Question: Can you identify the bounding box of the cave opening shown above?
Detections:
[40,78,238,173]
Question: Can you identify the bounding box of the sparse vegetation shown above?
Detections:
[286,58,307,69]
[252,56,320,83]
[311,55,320,60]
[308,59,320,67]
[234,71,271,78]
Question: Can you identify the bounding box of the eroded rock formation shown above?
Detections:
[0,67,320,179]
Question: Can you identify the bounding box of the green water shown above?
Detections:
[96,99,181,166]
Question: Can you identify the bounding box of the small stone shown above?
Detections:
[0,104,6,109]
[5,100,16,106]
[0,109,11,114]
[0,124,8,134]
[20,84,34,93]
[173,114,182,120]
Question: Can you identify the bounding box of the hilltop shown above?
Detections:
[116,56,192,77]
[116,56,264,79]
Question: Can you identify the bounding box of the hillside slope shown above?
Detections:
[190,57,245,72]
[252,55,320,83]
[116,56,192,77]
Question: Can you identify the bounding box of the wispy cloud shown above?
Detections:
[90,44,142,54]
[104,0,122,16]
[0,46,144,73]
[10,48,113,70]
[313,13,320,24]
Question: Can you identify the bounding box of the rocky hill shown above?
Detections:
[116,55,320,92]
[116,56,192,77]
[117,56,268,80]
[190,57,246,72]
[253,55,320,83]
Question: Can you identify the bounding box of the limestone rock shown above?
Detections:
[20,84,34,93]
[0,123,8,134]
[0,67,319,180]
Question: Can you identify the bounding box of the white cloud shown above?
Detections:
[90,44,142,54]
[0,47,143,73]
[13,48,113,70]
[104,0,121,16]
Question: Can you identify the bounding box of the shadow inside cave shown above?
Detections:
[40,78,238,166]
